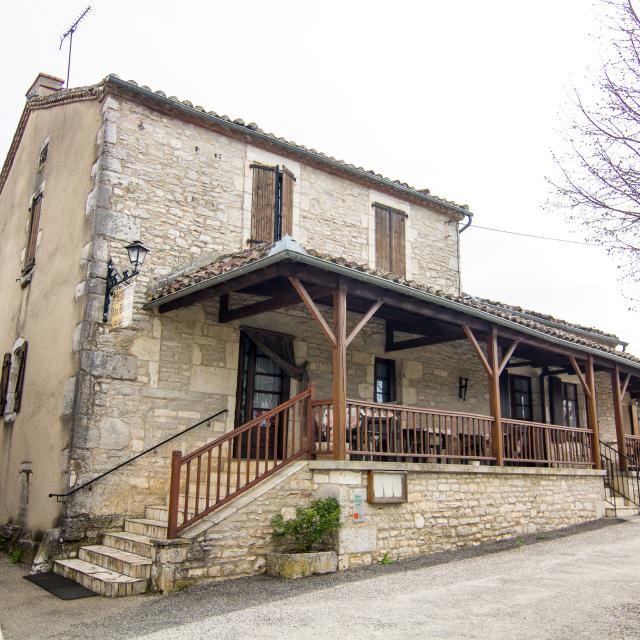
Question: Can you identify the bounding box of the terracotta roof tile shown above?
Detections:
[147,242,639,367]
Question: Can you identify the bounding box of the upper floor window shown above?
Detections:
[250,164,295,243]
[374,203,406,277]
[510,375,532,421]
[23,195,43,274]
[38,142,49,170]
[375,357,396,403]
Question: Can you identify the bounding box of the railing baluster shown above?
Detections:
[206,449,212,510]
[195,455,201,518]
[184,460,191,524]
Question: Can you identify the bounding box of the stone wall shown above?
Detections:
[158,460,605,588]
[311,461,605,570]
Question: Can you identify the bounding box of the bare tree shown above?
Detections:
[550,0,640,286]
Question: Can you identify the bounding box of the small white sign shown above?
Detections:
[110,281,135,328]
[352,489,366,523]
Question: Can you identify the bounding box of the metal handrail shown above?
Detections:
[600,439,640,515]
[48,408,228,500]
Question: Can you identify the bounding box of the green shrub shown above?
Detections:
[8,548,22,564]
[271,497,340,553]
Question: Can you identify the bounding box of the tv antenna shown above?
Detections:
[59,6,91,88]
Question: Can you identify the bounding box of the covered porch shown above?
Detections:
[144,240,640,535]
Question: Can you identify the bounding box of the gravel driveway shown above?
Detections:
[3,517,640,640]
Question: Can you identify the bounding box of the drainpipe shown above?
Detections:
[459,210,473,233]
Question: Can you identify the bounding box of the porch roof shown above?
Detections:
[144,237,640,375]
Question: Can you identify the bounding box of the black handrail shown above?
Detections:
[600,439,640,515]
[49,408,229,500]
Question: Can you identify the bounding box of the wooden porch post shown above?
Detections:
[332,280,348,460]
[611,365,628,471]
[487,326,504,466]
[586,355,602,469]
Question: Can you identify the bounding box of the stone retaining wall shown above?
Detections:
[161,460,605,589]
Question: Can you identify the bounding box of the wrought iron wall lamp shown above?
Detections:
[102,240,149,322]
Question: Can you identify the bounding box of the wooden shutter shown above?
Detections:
[549,377,564,425]
[375,205,391,273]
[280,166,295,237]
[13,342,28,413]
[390,211,406,277]
[0,353,10,415]
[251,165,277,243]
[24,196,42,272]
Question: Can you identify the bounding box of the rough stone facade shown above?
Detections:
[154,460,604,589]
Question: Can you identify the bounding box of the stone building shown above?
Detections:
[1,73,639,596]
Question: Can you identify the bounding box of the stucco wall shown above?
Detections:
[0,99,100,534]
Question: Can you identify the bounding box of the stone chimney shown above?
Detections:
[26,73,65,99]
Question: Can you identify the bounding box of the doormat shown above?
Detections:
[23,572,98,600]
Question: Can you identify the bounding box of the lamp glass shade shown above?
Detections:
[125,241,148,268]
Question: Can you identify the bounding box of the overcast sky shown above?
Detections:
[2,1,638,351]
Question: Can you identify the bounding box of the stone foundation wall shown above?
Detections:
[160,460,605,588]
[312,461,605,569]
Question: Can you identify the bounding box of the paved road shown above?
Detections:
[3,518,640,640]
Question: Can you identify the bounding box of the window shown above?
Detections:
[562,382,580,427]
[375,358,396,403]
[38,142,49,170]
[374,203,406,277]
[23,195,42,274]
[250,164,295,243]
[2,341,28,418]
[510,375,532,421]
[0,353,10,416]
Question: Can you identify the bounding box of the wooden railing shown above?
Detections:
[624,435,640,468]
[312,398,334,455]
[167,387,313,538]
[502,419,594,467]
[313,399,495,462]
[312,399,595,468]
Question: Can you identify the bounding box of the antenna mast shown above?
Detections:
[59,6,91,89]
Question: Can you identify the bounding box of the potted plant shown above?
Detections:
[266,497,340,579]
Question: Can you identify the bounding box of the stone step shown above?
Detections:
[124,518,168,539]
[606,506,639,517]
[53,558,148,598]
[102,531,155,559]
[79,545,152,580]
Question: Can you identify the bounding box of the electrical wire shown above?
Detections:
[467,224,604,246]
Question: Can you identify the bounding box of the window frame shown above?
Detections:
[374,357,396,404]
[23,194,43,275]
[509,374,533,421]
[561,381,580,427]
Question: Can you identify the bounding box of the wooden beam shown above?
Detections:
[621,373,632,398]
[487,326,504,465]
[611,365,628,471]
[586,355,601,469]
[289,277,337,348]
[386,333,462,352]
[158,265,282,313]
[346,299,383,347]
[463,325,492,378]
[568,355,591,399]
[498,340,520,375]
[219,285,333,323]
[332,281,348,461]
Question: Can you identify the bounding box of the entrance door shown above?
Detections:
[235,332,290,459]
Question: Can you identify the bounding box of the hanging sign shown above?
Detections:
[110,281,135,328]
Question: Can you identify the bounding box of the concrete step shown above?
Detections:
[124,518,168,539]
[102,531,155,559]
[53,558,148,598]
[79,545,152,580]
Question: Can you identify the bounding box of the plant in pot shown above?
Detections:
[267,497,341,579]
